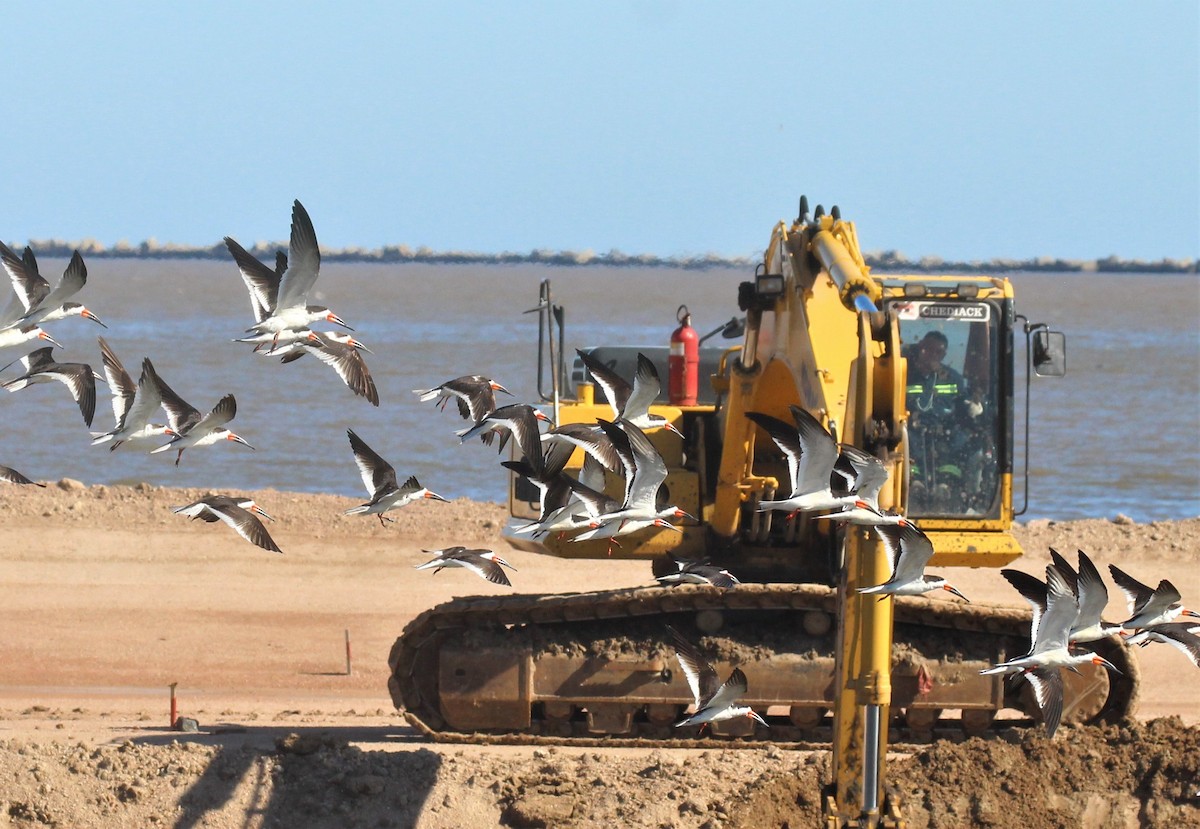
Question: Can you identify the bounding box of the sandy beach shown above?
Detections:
[1,480,1197,827]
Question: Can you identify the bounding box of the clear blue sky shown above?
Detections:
[3,2,1196,262]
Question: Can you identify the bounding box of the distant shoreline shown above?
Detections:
[7,239,1196,274]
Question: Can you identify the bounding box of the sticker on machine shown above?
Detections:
[892,301,991,322]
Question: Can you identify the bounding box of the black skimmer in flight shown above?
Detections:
[224,238,286,334]
[859,522,968,601]
[413,375,512,423]
[343,429,446,526]
[503,465,573,535]
[1124,623,1200,668]
[0,464,45,486]
[595,418,683,520]
[998,559,1122,668]
[91,337,171,451]
[457,403,554,472]
[1109,564,1200,630]
[1047,549,1124,644]
[572,518,681,552]
[540,421,623,475]
[1000,567,1052,666]
[745,407,857,518]
[0,244,103,330]
[501,440,576,529]
[289,331,379,406]
[817,445,906,526]
[233,327,310,353]
[1001,558,1120,660]
[250,330,370,359]
[668,626,767,734]
[573,419,693,552]
[415,547,516,587]
[144,360,252,465]
[509,456,622,539]
[0,324,61,352]
[0,244,42,329]
[172,494,281,553]
[576,349,682,437]
[227,200,351,345]
[1,346,98,427]
[656,557,741,589]
[982,563,1121,738]
[815,498,906,527]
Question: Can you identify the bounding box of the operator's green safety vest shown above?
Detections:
[907,376,960,416]
[907,380,959,396]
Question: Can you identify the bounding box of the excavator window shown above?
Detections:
[893,299,1002,519]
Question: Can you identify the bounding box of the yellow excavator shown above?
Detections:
[389,197,1139,826]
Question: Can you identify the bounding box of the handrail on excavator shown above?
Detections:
[527,279,566,419]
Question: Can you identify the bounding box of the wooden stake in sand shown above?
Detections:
[169,682,178,727]
[345,629,352,676]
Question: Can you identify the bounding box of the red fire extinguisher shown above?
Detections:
[669,304,699,406]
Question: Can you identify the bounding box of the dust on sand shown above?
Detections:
[0,480,1198,827]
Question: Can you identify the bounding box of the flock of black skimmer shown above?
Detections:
[987,550,1199,736]
[2,200,1195,735]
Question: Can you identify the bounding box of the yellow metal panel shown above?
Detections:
[711,363,763,538]
[788,257,861,428]
[922,529,1024,567]
[750,358,803,416]
[915,476,1023,567]
[793,277,856,421]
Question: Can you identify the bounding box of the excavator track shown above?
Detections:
[388,584,1139,746]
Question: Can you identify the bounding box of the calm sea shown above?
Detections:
[1,259,1196,523]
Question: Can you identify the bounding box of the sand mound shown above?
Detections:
[731,718,1200,829]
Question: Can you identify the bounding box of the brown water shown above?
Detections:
[0,259,1195,522]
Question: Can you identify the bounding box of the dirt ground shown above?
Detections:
[0,480,1197,828]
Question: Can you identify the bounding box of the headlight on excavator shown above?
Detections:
[755,268,785,299]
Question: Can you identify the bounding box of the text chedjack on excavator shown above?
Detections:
[388,196,1139,827]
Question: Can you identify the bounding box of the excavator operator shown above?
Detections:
[904,330,989,514]
[905,331,966,415]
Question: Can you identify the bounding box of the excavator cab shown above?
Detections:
[893,294,1005,519]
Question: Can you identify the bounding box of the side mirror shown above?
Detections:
[700,316,746,345]
[1032,329,1066,377]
